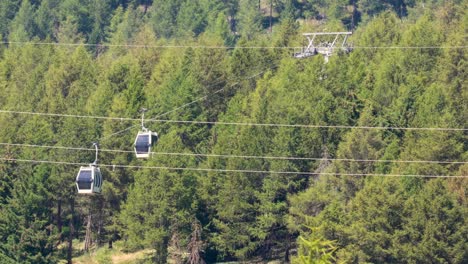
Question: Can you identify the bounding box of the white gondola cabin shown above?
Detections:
[134,108,159,158]
[76,142,103,194]
[76,165,103,194]
[134,131,158,158]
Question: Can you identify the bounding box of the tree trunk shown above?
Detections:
[84,212,92,251]
[96,198,103,247]
[285,234,291,262]
[269,0,273,33]
[187,220,205,264]
[57,199,62,235]
[96,217,101,247]
[351,0,355,29]
[67,199,75,264]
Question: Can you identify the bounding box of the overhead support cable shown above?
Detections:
[0,110,466,132]
[1,41,467,50]
[1,142,467,165]
[0,157,465,178]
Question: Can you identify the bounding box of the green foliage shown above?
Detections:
[0,164,59,264]
[9,0,35,41]
[148,0,181,38]
[0,2,466,263]
[34,0,60,40]
[119,131,199,262]
[176,0,207,37]
[108,4,143,50]
[0,0,20,40]
[237,0,262,40]
[292,227,337,264]
[392,179,467,263]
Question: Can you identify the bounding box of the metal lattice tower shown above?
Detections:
[293,32,353,62]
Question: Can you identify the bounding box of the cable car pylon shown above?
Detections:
[76,142,103,194]
[293,32,353,62]
[134,108,158,158]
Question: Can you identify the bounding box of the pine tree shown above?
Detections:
[9,0,35,41]
[394,179,467,263]
[34,0,60,40]
[0,0,21,40]
[0,164,59,264]
[237,0,263,40]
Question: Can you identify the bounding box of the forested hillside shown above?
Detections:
[0,1,466,263]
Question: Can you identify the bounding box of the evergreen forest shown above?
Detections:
[0,0,466,263]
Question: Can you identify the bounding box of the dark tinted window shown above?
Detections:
[95,170,102,188]
[135,135,150,154]
[77,170,93,190]
[136,135,149,145]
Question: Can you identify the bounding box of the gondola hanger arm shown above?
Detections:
[141,108,148,132]
[92,142,99,166]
